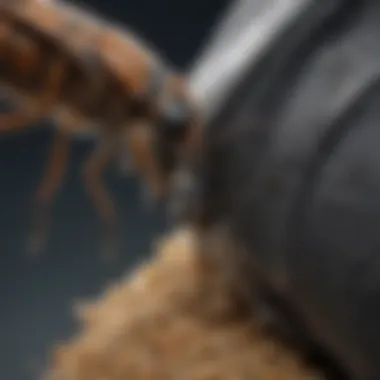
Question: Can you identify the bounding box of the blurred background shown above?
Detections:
[0,0,230,378]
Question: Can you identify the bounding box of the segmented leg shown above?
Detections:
[122,123,167,203]
[0,50,68,254]
[82,131,120,261]
[27,129,71,255]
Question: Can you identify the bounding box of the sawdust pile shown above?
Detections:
[44,228,325,380]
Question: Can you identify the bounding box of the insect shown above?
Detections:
[0,0,201,259]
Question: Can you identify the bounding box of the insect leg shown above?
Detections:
[27,129,71,255]
[123,122,167,203]
[82,131,120,261]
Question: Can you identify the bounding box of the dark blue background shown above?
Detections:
[0,1,229,378]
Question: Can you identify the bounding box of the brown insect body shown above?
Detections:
[0,0,199,259]
[1,0,156,134]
